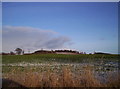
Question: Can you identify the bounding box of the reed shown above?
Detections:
[3,66,119,88]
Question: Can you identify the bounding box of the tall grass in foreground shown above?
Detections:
[3,66,120,88]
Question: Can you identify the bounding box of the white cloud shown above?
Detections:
[2,26,71,53]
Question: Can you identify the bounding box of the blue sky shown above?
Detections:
[2,2,118,54]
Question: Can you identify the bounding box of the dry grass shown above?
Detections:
[3,66,119,88]
[105,71,120,88]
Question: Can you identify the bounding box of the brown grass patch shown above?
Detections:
[3,66,119,88]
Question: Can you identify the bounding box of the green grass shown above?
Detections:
[2,54,118,64]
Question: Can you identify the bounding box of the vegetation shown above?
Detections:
[3,66,120,88]
[2,54,118,64]
[2,54,119,88]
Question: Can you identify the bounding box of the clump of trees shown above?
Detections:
[1,48,24,55]
[15,48,24,55]
[33,49,81,54]
[55,50,79,54]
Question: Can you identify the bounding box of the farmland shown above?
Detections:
[2,54,119,87]
[2,54,118,64]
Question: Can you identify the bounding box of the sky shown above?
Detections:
[2,2,118,54]
[0,2,2,53]
[2,0,120,2]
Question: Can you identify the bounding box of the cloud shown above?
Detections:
[99,37,105,41]
[34,36,70,49]
[2,26,71,52]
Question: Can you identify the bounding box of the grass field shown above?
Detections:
[2,54,118,64]
[2,54,119,88]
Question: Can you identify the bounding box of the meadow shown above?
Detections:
[2,54,118,64]
[2,54,119,88]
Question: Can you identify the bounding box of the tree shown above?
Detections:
[10,51,15,55]
[15,48,23,55]
[22,50,24,55]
